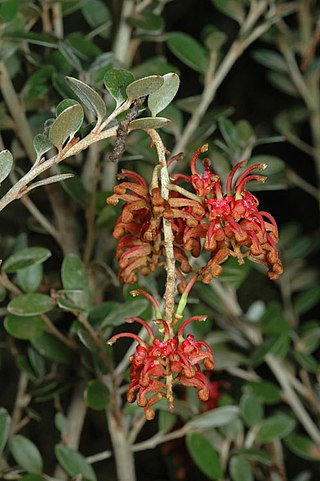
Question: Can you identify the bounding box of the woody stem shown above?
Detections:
[147,129,176,328]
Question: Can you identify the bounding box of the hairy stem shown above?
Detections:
[147,129,176,325]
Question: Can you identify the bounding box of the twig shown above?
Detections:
[147,129,176,325]
[266,355,320,445]
[112,0,135,67]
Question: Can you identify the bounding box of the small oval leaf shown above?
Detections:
[148,72,180,116]
[31,332,73,364]
[8,293,54,316]
[65,76,106,123]
[230,456,254,481]
[3,247,51,273]
[187,406,239,430]
[4,314,45,340]
[126,75,164,99]
[62,254,88,290]
[9,435,43,474]
[186,433,222,480]
[49,104,84,151]
[257,414,296,444]
[55,444,97,481]
[85,380,110,410]
[129,117,170,131]
[56,98,81,116]
[104,68,135,106]
[167,32,209,73]
[33,134,52,159]
[0,149,13,184]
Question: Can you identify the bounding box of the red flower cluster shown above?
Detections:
[172,145,283,283]
[107,144,283,286]
[107,311,214,420]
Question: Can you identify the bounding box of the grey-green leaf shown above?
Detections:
[186,433,222,480]
[55,444,97,481]
[62,254,88,290]
[32,333,73,364]
[8,293,54,316]
[0,149,13,184]
[49,104,84,151]
[240,393,263,427]
[129,117,170,131]
[167,32,209,73]
[65,76,106,123]
[0,408,11,456]
[4,314,45,340]
[126,75,164,99]
[26,174,75,193]
[257,414,296,443]
[230,456,254,481]
[3,247,51,273]
[148,72,180,116]
[187,406,239,429]
[56,98,81,116]
[9,435,43,474]
[104,68,135,106]
[85,380,110,410]
[33,134,52,159]
[211,0,245,24]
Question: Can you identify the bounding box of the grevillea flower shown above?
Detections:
[173,145,283,283]
[107,144,283,286]
[107,292,214,420]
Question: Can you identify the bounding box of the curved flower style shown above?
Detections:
[107,307,214,420]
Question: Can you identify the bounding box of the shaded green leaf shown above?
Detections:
[8,293,54,316]
[0,408,11,455]
[65,76,106,123]
[4,314,44,340]
[252,49,288,73]
[285,434,320,461]
[20,475,46,481]
[33,134,52,159]
[167,32,209,73]
[211,0,245,23]
[129,12,164,34]
[3,247,51,273]
[62,254,88,290]
[56,289,89,312]
[186,433,222,480]
[56,98,81,116]
[9,435,43,474]
[0,0,19,22]
[230,456,253,481]
[240,393,263,427]
[55,412,67,435]
[159,411,177,433]
[148,72,180,116]
[129,117,170,130]
[0,149,13,184]
[294,351,318,373]
[126,75,164,99]
[32,333,73,364]
[294,286,320,315]
[101,298,148,328]
[58,41,82,72]
[49,104,84,151]
[232,448,272,465]
[82,0,111,28]
[104,68,135,107]
[187,406,239,429]
[205,30,227,51]
[257,414,296,443]
[55,444,97,481]
[267,71,299,97]
[247,381,281,404]
[58,165,89,208]
[85,380,110,410]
